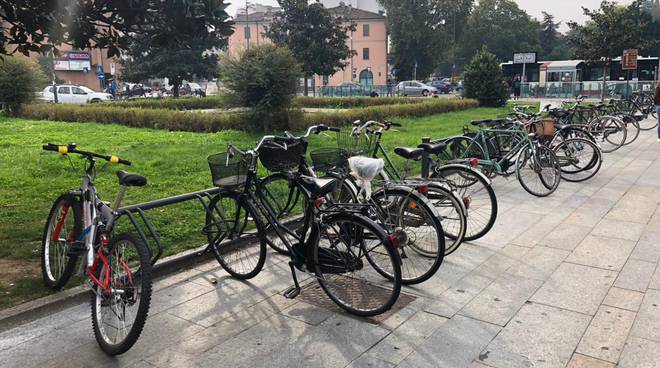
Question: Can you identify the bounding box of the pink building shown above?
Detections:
[227,4,388,88]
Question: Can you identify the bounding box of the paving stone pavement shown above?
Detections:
[2,120,660,368]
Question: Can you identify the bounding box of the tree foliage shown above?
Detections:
[219,45,301,131]
[265,0,354,94]
[0,0,232,57]
[0,55,47,111]
[460,0,541,61]
[119,1,233,97]
[379,0,473,80]
[462,47,509,107]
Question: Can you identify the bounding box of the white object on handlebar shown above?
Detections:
[348,156,384,200]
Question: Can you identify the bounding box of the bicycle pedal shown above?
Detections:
[283,285,301,299]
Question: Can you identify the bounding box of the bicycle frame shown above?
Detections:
[462,126,533,175]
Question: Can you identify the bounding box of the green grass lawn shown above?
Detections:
[0,103,521,308]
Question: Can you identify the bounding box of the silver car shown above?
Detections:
[396,81,438,97]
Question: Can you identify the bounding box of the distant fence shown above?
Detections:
[299,85,395,97]
[521,81,656,99]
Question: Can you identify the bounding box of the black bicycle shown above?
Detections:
[204,126,402,316]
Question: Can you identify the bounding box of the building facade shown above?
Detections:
[49,46,119,91]
[227,3,388,88]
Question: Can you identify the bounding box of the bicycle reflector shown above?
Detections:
[313,197,326,207]
[387,234,400,249]
[416,184,429,194]
[469,158,479,167]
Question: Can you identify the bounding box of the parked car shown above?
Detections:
[425,79,451,94]
[396,81,438,97]
[40,85,113,104]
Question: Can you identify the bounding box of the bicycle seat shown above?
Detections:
[116,170,147,187]
[418,142,446,155]
[393,147,424,161]
[299,176,337,198]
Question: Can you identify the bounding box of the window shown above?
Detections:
[244,26,251,39]
[363,48,370,60]
[359,69,373,87]
[72,87,87,95]
[363,24,370,37]
[57,86,70,94]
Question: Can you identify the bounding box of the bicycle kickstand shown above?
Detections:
[283,262,301,299]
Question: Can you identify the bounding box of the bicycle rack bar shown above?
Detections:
[136,208,163,266]
[123,211,154,262]
[118,187,224,213]
[421,137,431,178]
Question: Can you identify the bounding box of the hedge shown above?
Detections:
[107,95,228,110]
[291,96,426,109]
[19,98,479,133]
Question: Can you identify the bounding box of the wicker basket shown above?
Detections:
[527,119,556,138]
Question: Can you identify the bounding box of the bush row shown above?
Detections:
[19,98,479,133]
[107,95,228,110]
[291,96,426,109]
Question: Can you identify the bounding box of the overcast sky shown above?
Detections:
[225,0,634,32]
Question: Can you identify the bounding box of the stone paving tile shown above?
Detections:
[614,259,656,292]
[510,209,573,247]
[366,311,447,365]
[530,262,617,315]
[346,355,396,368]
[649,264,660,291]
[618,337,660,368]
[539,223,592,251]
[566,235,636,271]
[459,273,543,326]
[601,287,645,312]
[471,253,519,280]
[397,315,500,368]
[591,219,645,242]
[478,302,590,368]
[149,279,217,315]
[575,305,636,363]
[565,353,615,368]
[473,211,545,248]
[505,245,569,281]
[605,200,657,224]
[422,272,494,318]
[630,230,660,264]
[0,308,76,352]
[629,289,660,342]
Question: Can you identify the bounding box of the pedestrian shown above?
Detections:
[108,79,117,99]
[513,75,521,101]
[654,79,660,143]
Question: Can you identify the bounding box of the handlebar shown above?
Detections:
[352,120,402,132]
[42,143,131,166]
[228,125,341,158]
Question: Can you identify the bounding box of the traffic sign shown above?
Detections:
[622,49,638,70]
[97,73,105,81]
[513,52,537,64]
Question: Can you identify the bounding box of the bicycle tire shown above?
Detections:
[91,232,152,355]
[516,145,561,197]
[205,192,267,279]
[258,173,304,255]
[314,212,402,317]
[589,116,626,153]
[552,138,602,182]
[620,115,640,146]
[432,165,498,241]
[41,193,82,290]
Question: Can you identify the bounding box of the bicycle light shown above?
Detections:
[416,184,429,194]
[469,158,479,167]
[313,197,326,207]
[387,234,400,249]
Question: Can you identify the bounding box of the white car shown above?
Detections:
[40,85,113,104]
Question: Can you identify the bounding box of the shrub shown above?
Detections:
[0,55,47,112]
[19,97,478,132]
[462,47,509,107]
[219,45,301,131]
[108,95,229,110]
[292,96,425,109]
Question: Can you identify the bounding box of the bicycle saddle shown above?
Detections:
[299,176,337,198]
[393,147,424,161]
[116,170,147,187]
[418,142,446,155]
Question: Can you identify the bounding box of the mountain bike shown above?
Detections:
[203,127,402,316]
[41,143,152,355]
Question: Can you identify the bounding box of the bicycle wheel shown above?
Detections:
[433,165,498,241]
[371,187,444,284]
[424,184,467,256]
[205,192,266,279]
[620,115,640,145]
[589,116,626,153]
[314,213,402,316]
[259,173,304,255]
[91,232,152,355]
[552,138,602,182]
[41,193,82,290]
[637,104,658,130]
[516,145,561,197]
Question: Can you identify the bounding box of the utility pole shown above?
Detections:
[49,46,59,104]
[245,0,251,51]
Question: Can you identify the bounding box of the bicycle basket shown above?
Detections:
[208,152,249,188]
[258,140,304,172]
[337,130,374,156]
[310,147,349,172]
[527,119,556,138]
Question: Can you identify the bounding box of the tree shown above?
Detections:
[265,0,355,95]
[462,47,509,107]
[219,45,301,131]
[0,55,47,111]
[460,0,541,61]
[0,1,232,57]
[539,12,561,58]
[379,0,473,80]
[568,0,659,96]
[119,1,233,97]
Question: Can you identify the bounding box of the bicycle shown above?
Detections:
[203,126,402,316]
[41,143,152,355]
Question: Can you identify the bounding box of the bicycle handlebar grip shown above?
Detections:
[42,144,58,152]
[327,127,341,132]
[390,122,402,127]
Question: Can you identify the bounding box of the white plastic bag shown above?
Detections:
[348,156,385,200]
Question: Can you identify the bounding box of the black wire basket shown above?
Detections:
[336,130,374,157]
[310,147,349,172]
[207,152,249,188]
[258,141,305,172]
